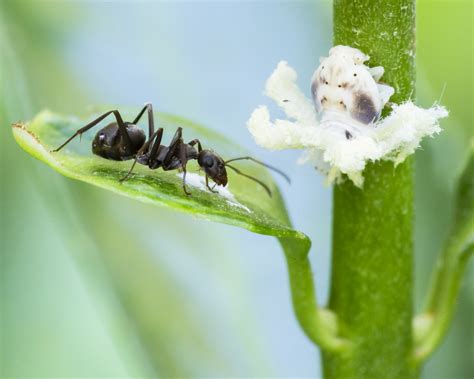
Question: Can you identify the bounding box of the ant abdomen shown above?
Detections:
[92,122,146,160]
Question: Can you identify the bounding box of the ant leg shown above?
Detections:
[162,139,191,195]
[162,127,183,167]
[121,128,163,182]
[205,175,218,193]
[52,110,114,152]
[110,110,133,151]
[132,102,155,138]
[52,109,132,153]
[147,128,164,163]
[182,169,191,196]
[119,159,138,183]
[188,139,203,152]
[179,141,191,196]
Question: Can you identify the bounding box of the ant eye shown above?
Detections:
[98,133,105,142]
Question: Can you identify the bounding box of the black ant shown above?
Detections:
[52,103,289,196]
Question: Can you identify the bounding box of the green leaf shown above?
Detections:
[12,109,298,238]
[12,109,347,353]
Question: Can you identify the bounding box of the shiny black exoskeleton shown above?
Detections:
[52,103,289,195]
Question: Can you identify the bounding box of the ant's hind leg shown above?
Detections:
[51,109,132,153]
[51,110,115,152]
[132,102,155,138]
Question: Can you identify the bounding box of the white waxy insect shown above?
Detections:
[311,45,394,131]
[247,45,448,186]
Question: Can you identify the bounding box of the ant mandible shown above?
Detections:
[52,103,289,196]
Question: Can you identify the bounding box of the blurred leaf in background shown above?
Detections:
[415,1,473,377]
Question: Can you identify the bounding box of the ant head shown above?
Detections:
[198,149,228,186]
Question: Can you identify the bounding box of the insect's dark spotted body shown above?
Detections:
[352,92,378,124]
[52,103,288,195]
[310,45,395,139]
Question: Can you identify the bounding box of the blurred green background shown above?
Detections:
[1,0,472,377]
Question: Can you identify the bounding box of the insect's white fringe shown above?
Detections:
[247,59,448,187]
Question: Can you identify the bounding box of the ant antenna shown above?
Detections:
[224,156,291,184]
[225,164,272,197]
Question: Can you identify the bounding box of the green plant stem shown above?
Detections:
[323,1,416,378]
[279,237,350,353]
[413,149,474,363]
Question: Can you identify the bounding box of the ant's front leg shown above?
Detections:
[181,168,191,196]
[205,175,218,193]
